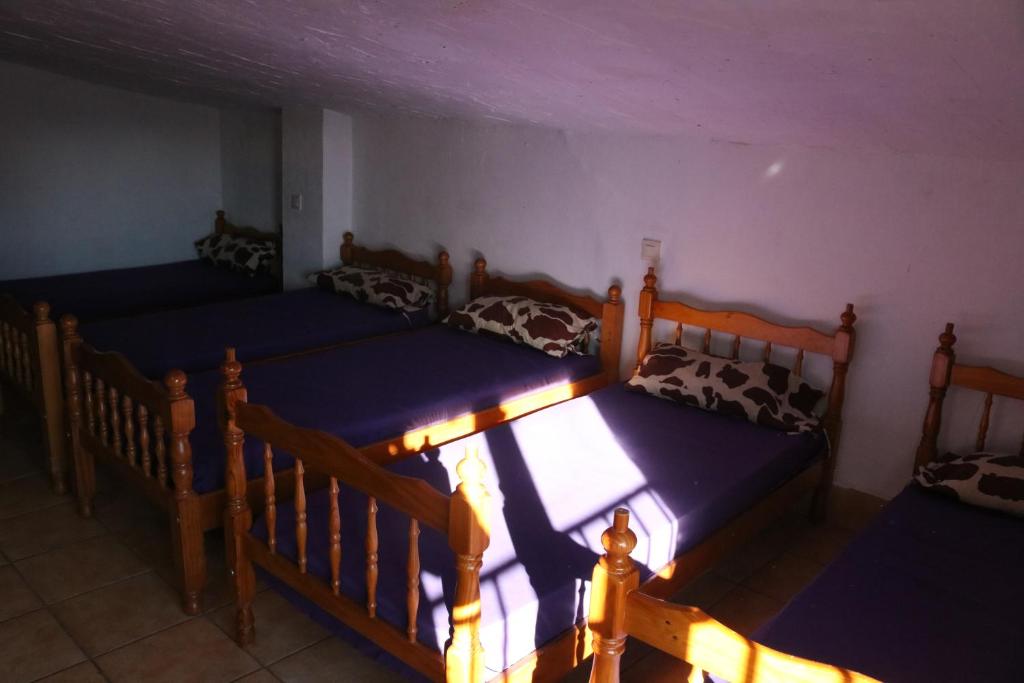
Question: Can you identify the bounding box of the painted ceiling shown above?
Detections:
[1,1,1022,159]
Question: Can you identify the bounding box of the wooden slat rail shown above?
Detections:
[915,323,1024,469]
[60,315,206,614]
[221,350,491,682]
[634,267,857,520]
[588,509,880,683]
[0,296,66,493]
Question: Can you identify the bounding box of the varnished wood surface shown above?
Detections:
[341,232,453,318]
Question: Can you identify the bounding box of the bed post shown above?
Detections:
[341,232,355,265]
[812,303,857,522]
[635,268,657,373]
[445,448,491,683]
[165,369,205,615]
[588,508,639,683]
[221,348,256,645]
[437,251,453,318]
[215,210,227,234]
[600,285,624,383]
[470,258,488,301]
[34,303,66,494]
[914,323,957,472]
[60,315,91,514]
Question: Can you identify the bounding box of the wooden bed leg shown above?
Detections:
[35,303,66,495]
[812,304,857,523]
[588,508,639,683]
[165,370,205,615]
[221,349,255,644]
[913,323,957,474]
[445,449,491,683]
[60,316,94,516]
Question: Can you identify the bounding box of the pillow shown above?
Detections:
[195,234,276,276]
[507,298,598,358]
[444,296,520,336]
[315,265,433,312]
[916,452,1024,516]
[626,343,824,432]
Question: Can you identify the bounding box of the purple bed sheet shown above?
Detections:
[249,383,825,676]
[184,324,602,494]
[80,288,431,379]
[736,484,1024,683]
[1,259,278,323]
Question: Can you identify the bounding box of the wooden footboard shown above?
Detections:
[587,509,880,683]
[0,295,65,493]
[222,357,492,683]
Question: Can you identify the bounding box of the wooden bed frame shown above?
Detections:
[61,237,453,615]
[587,323,1020,683]
[0,210,267,495]
[223,267,854,682]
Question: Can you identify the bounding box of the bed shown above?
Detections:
[0,210,277,494]
[587,323,1024,683]
[220,267,857,682]
[62,260,623,615]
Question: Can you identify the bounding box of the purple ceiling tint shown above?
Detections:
[2,1,1023,159]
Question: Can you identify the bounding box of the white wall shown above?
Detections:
[220,107,281,232]
[352,113,1024,499]
[0,61,222,279]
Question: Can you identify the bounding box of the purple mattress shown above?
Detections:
[184,325,602,494]
[80,288,431,379]
[249,383,824,676]
[1,260,278,323]
[739,484,1024,683]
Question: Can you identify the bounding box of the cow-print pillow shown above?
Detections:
[315,265,433,312]
[444,296,520,336]
[195,234,276,276]
[508,299,598,358]
[916,452,1024,516]
[626,343,824,432]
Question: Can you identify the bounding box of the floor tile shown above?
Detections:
[0,609,86,683]
[234,670,281,682]
[17,534,148,604]
[0,501,106,561]
[0,473,68,520]
[0,565,42,622]
[270,638,406,683]
[707,586,782,637]
[211,589,328,665]
[51,571,190,656]
[670,571,738,611]
[96,618,260,683]
[94,488,167,545]
[712,523,795,583]
[787,524,856,566]
[743,552,823,603]
[37,661,107,682]
[621,648,695,683]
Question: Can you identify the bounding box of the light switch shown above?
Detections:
[641,238,661,263]
[290,193,303,211]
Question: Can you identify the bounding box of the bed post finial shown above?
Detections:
[635,267,658,373]
[341,232,355,265]
[437,251,452,318]
[215,210,226,234]
[446,448,491,683]
[470,258,488,301]
[915,323,957,474]
[588,508,639,683]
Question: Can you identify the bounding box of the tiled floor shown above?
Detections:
[0,405,871,682]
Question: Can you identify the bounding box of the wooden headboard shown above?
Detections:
[914,323,1024,471]
[469,258,624,383]
[213,210,283,282]
[340,233,453,318]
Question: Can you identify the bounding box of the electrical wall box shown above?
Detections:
[641,237,661,263]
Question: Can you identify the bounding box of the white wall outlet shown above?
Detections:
[290,193,303,211]
[641,237,661,263]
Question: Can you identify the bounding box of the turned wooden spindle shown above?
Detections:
[83,371,95,435]
[341,231,355,265]
[731,335,742,360]
[635,268,658,373]
[407,518,421,643]
[137,404,151,476]
[702,329,712,354]
[0,322,9,373]
[264,444,277,553]
[794,348,805,375]
[215,209,227,234]
[165,369,204,615]
[601,284,624,383]
[34,301,65,495]
[18,331,31,388]
[108,386,122,457]
[814,303,858,521]
[674,323,683,346]
[977,393,994,452]
[588,508,640,683]
[58,314,83,503]
[122,396,136,467]
[445,448,491,683]
[154,416,167,486]
[437,251,452,318]
[763,341,773,363]
[470,258,488,301]
[295,459,308,573]
[96,379,109,446]
[329,477,341,595]
[366,496,379,618]
[914,322,956,472]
